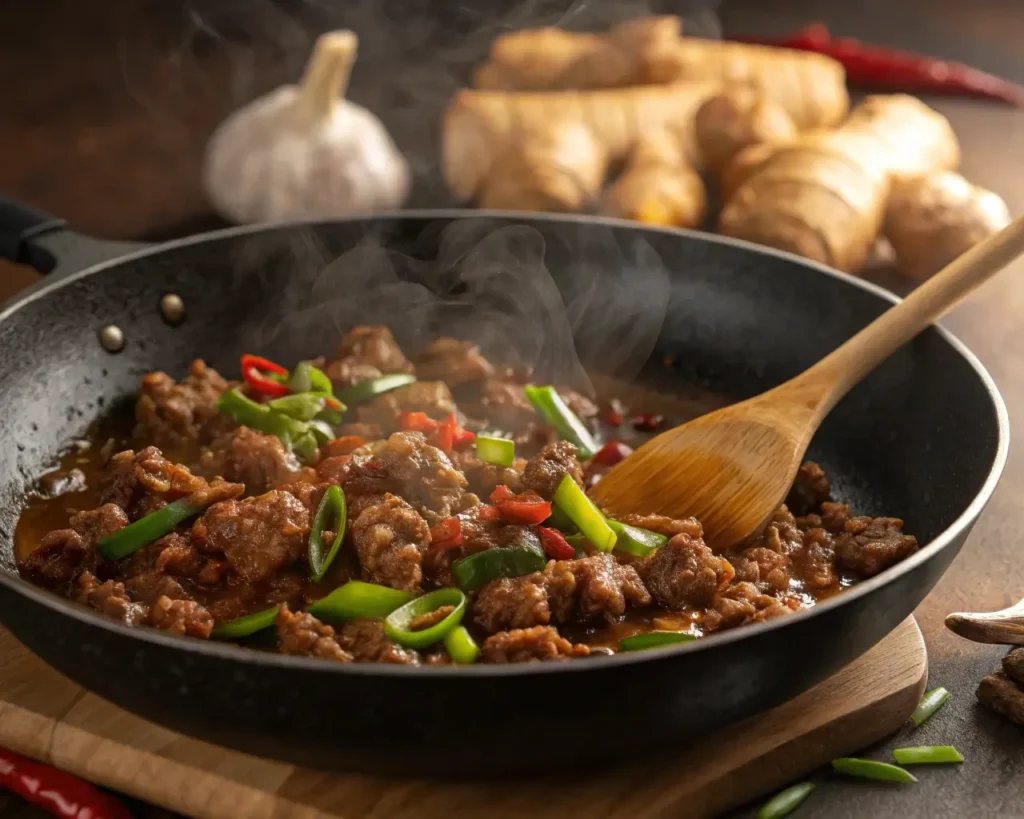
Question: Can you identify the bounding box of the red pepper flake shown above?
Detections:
[0,747,132,819]
[400,411,440,435]
[631,413,664,432]
[429,517,463,551]
[603,398,627,427]
[476,505,503,523]
[591,440,633,467]
[241,353,291,398]
[489,485,552,525]
[537,526,576,560]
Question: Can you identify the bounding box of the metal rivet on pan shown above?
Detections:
[160,293,185,325]
[99,325,124,353]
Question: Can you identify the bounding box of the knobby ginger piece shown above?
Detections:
[885,170,1010,281]
[695,87,796,174]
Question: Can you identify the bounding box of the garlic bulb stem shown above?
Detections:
[295,30,358,122]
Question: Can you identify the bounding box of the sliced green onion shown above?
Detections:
[523,385,598,458]
[308,485,347,582]
[384,588,466,649]
[553,474,616,552]
[335,374,416,407]
[443,625,480,664]
[97,498,206,561]
[317,408,345,426]
[308,419,336,444]
[308,367,333,395]
[619,631,697,652]
[911,687,951,726]
[756,782,815,819]
[216,388,308,444]
[831,758,916,783]
[268,393,329,421]
[287,361,334,396]
[307,580,413,622]
[608,519,667,557]
[544,504,578,534]
[211,605,279,639]
[451,544,547,592]
[291,431,319,462]
[475,436,515,467]
[892,746,964,765]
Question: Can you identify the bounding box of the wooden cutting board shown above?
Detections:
[0,619,926,819]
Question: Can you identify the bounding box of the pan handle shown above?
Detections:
[0,194,147,276]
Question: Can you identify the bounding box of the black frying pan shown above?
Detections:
[0,195,1008,776]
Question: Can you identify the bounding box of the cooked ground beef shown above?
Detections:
[481,626,590,663]
[730,547,792,593]
[557,388,599,421]
[349,493,430,592]
[834,516,918,577]
[200,427,303,495]
[336,326,414,374]
[337,618,420,665]
[19,503,130,587]
[192,490,309,583]
[414,338,495,387]
[357,381,458,432]
[454,450,526,496]
[473,575,550,633]
[72,572,146,625]
[785,461,832,515]
[704,581,798,632]
[750,506,837,591]
[640,529,735,609]
[276,606,353,662]
[134,359,230,446]
[324,358,383,390]
[409,605,456,631]
[476,379,538,430]
[147,596,215,639]
[617,514,704,539]
[522,441,584,500]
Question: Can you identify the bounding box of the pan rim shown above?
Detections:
[0,209,1010,678]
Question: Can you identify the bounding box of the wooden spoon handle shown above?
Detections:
[946,598,1024,645]
[792,214,1024,417]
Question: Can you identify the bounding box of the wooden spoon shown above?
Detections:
[592,216,1024,551]
[946,599,1024,645]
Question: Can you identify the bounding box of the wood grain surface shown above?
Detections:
[0,620,926,819]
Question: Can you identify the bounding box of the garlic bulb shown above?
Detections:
[202,30,410,224]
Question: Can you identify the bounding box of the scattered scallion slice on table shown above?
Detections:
[306,581,413,622]
[308,485,347,582]
[911,686,951,726]
[384,588,467,649]
[831,758,917,783]
[608,519,667,557]
[451,544,547,591]
[523,385,598,459]
[475,435,515,467]
[97,498,208,561]
[211,605,280,639]
[892,746,964,765]
[619,631,696,652]
[443,625,480,664]
[756,782,815,819]
[335,374,416,407]
[554,474,616,552]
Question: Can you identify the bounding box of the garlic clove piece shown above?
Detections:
[202,30,410,224]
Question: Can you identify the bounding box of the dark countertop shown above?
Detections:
[2,1,1023,817]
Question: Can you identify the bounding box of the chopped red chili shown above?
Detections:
[591,440,633,467]
[603,399,627,427]
[732,23,1024,106]
[400,411,440,435]
[489,485,553,525]
[476,505,503,523]
[429,517,464,550]
[436,414,455,454]
[631,413,664,432]
[537,526,576,560]
[240,353,291,398]
[0,748,132,819]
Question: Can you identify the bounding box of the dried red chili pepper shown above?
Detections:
[0,748,132,819]
[435,414,455,454]
[732,23,1024,106]
[399,411,440,435]
[240,353,291,398]
[591,440,633,467]
[602,399,627,427]
[537,526,576,560]
[476,505,503,523]
[631,413,664,432]
[429,517,463,550]
[489,485,553,525]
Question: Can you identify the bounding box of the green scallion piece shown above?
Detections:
[608,519,667,557]
[288,361,334,395]
[831,758,917,783]
[544,504,578,534]
[216,388,309,444]
[523,385,597,459]
[553,474,616,552]
[211,605,280,639]
[619,631,697,652]
[565,532,589,557]
[475,436,515,467]
[306,581,413,622]
[756,782,815,819]
[308,419,336,444]
[308,485,347,582]
[97,498,206,561]
[268,392,329,421]
[451,544,547,592]
[892,746,964,765]
[911,687,951,727]
[443,625,480,664]
[384,587,467,649]
[335,374,416,407]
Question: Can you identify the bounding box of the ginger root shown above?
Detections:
[720,142,785,203]
[473,16,848,130]
[718,95,960,273]
[443,82,718,203]
[602,131,706,228]
[695,87,796,174]
[885,170,1010,281]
